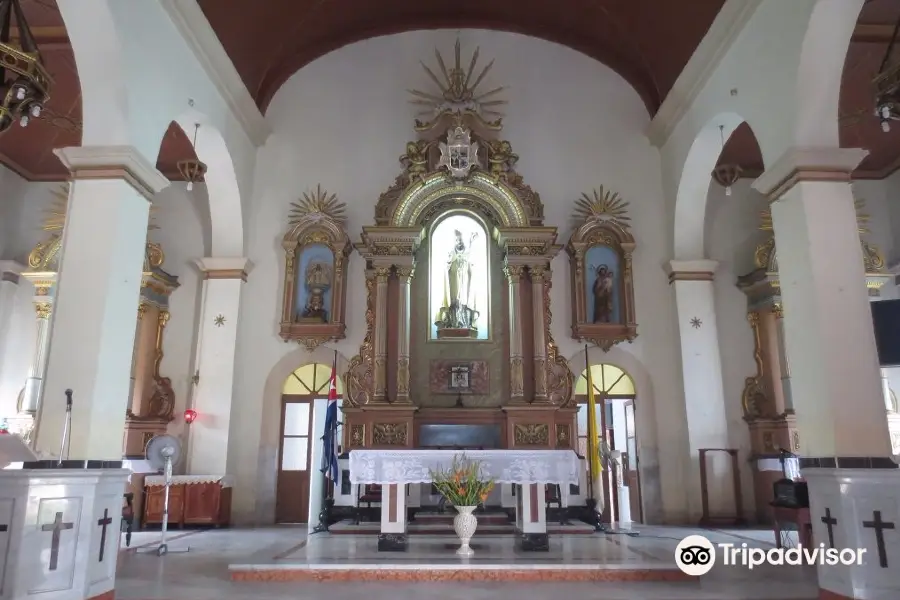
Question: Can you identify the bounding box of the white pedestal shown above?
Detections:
[617,486,632,526]
[804,468,900,600]
[378,483,407,551]
[514,483,549,550]
[0,468,129,600]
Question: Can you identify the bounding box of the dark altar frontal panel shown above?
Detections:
[418,424,502,449]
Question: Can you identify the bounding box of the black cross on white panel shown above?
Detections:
[862,509,897,569]
[0,498,13,593]
[36,499,80,580]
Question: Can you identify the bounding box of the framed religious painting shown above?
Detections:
[280,185,353,350]
[566,187,637,350]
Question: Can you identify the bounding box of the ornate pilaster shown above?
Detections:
[529,265,549,403]
[505,263,526,402]
[19,273,56,415]
[395,265,415,404]
[772,304,793,411]
[373,266,391,403]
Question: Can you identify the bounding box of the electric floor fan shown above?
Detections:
[139,434,190,556]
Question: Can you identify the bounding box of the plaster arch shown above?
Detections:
[249,345,351,524]
[171,114,245,256]
[674,113,758,260]
[566,345,663,523]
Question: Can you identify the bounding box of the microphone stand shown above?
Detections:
[57,389,73,466]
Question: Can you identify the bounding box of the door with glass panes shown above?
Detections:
[276,397,313,523]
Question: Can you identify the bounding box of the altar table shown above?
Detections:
[348,449,580,551]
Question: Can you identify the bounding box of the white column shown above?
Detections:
[666,260,732,522]
[307,398,327,530]
[395,266,413,404]
[772,305,794,411]
[378,483,408,551]
[754,148,896,600]
[530,265,549,403]
[0,263,24,417]
[18,274,56,417]
[372,266,390,403]
[34,147,167,460]
[505,264,525,402]
[186,258,250,475]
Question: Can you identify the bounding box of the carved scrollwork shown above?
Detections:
[555,424,571,448]
[543,274,574,407]
[344,273,376,408]
[513,423,549,446]
[373,423,409,446]
[349,424,365,447]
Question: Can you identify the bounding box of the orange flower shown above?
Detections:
[458,487,466,495]
[479,493,488,502]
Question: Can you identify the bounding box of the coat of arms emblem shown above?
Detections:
[438,127,478,179]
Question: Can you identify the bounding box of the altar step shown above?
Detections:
[330,511,595,535]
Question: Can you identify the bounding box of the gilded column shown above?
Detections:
[395,266,414,404]
[373,266,391,403]
[530,265,549,403]
[20,276,56,415]
[772,304,793,411]
[129,303,147,412]
[505,264,525,402]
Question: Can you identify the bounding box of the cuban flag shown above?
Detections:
[320,351,340,482]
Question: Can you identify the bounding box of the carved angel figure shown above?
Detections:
[400,140,430,185]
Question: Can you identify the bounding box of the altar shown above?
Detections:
[349,449,580,551]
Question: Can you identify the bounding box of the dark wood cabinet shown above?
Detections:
[143,481,231,527]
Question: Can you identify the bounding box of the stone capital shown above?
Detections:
[54,145,170,200]
[752,147,868,201]
[195,257,253,281]
[665,259,717,283]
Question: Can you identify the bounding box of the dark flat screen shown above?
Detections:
[871,299,900,366]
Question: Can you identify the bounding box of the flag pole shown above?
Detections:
[583,345,603,532]
[313,349,339,534]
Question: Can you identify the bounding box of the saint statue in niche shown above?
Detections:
[436,229,480,333]
[300,261,331,322]
[592,264,615,323]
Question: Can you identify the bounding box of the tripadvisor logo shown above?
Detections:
[675,535,867,576]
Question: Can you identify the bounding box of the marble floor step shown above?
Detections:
[329,521,595,535]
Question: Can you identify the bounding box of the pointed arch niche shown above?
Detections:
[574,363,643,523]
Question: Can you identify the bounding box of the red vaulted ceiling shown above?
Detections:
[2,1,899,181]
[0,0,196,181]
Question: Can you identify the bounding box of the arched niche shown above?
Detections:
[566,189,637,351]
[280,186,353,350]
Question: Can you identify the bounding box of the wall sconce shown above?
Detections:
[183,409,198,425]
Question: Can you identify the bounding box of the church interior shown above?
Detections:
[0,0,899,599]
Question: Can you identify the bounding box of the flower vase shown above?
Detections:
[453,505,478,556]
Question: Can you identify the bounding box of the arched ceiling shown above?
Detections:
[719,0,900,179]
[196,0,727,115]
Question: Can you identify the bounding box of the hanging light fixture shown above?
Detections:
[873,14,900,133]
[177,123,207,191]
[0,0,52,133]
[712,125,742,196]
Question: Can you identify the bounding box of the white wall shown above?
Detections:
[228,29,688,525]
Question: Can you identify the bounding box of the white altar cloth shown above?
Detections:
[349,449,579,485]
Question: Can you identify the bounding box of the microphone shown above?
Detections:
[64,389,73,410]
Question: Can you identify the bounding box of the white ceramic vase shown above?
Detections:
[453,505,478,556]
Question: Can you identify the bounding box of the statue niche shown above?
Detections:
[280,185,352,350]
[567,188,638,351]
[432,215,489,339]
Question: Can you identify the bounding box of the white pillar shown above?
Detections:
[530,265,549,403]
[0,262,25,417]
[666,260,732,522]
[754,148,896,600]
[186,258,250,475]
[772,306,794,411]
[308,398,327,530]
[34,147,167,460]
[18,274,56,417]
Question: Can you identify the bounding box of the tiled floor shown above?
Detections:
[116,526,820,599]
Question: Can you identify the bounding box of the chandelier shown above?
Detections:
[177,123,207,191]
[0,0,52,134]
[712,125,742,196]
[874,14,900,132]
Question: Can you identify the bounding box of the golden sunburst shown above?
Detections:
[759,198,868,234]
[42,184,159,232]
[288,184,346,226]
[408,38,507,119]
[572,187,631,228]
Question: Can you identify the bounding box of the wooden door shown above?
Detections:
[276,396,313,523]
[623,400,643,523]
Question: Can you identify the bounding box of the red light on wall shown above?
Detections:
[183,409,198,425]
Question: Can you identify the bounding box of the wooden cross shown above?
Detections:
[821,508,838,549]
[97,509,113,562]
[862,510,895,568]
[41,511,74,571]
